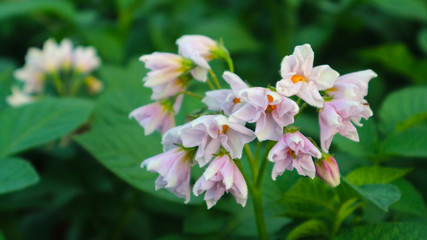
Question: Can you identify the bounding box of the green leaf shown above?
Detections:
[357,184,401,212]
[282,178,340,211]
[0,98,94,158]
[359,44,427,84]
[391,179,427,216]
[346,166,411,186]
[336,223,427,240]
[0,0,76,22]
[98,59,147,92]
[381,126,427,157]
[379,87,427,133]
[183,210,225,234]
[285,219,328,240]
[0,158,39,195]
[368,0,427,22]
[80,28,124,63]
[342,179,401,212]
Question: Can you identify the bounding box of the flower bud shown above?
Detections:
[315,155,340,187]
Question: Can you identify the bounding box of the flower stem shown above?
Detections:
[181,91,203,99]
[51,71,64,95]
[209,69,221,89]
[252,189,268,240]
[206,78,216,90]
[225,55,234,73]
[244,144,258,179]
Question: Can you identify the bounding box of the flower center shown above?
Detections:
[233,97,241,104]
[266,94,276,112]
[218,125,229,135]
[288,148,296,159]
[291,74,306,83]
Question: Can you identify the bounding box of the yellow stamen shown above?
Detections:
[218,125,229,135]
[291,74,306,83]
[233,98,241,104]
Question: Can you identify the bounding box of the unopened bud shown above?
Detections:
[315,155,340,187]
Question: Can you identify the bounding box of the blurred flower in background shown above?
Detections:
[7,38,102,106]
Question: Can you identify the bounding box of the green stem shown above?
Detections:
[51,71,64,95]
[226,56,234,73]
[252,189,268,240]
[244,144,257,179]
[206,78,216,90]
[181,91,203,99]
[209,69,221,89]
[255,141,275,188]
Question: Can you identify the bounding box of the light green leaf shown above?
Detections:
[391,179,427,216]
[0,158,39,195]
[336,223,427,240]
[346,166,411,186]
[0,98,94,158]
[381,126,427,157]
[379,87,427,133]
[285,219,328,240]
[359,44,427,84]
[369,0,427,22]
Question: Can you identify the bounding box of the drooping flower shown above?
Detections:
[14,66,45,94]
[319,99,373,152]
[268,131,321,180]
[129,100,176,135]
[202,71,249,116]
[6,86,35,107]
[315,155,340,187]
[326,70,377,101]
[176,35,220,62]
[276,44,339,108]
[193,154,248,209]
[231,87,299,141]
[142,147,193,203]
[85,76,103,94]
[179,115,255,167]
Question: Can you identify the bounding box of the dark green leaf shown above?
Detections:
[0,97,94,158]
[0,0,76,22]
[391,179,427,216]
[419,28,427,56]
[381,126,427,157]
[336,222,427,240]
[369,0,427,22]
[379,87,427,133]
[0,158,39,195]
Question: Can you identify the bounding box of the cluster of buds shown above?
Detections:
[7,38,102,106]
[131,36,376,208]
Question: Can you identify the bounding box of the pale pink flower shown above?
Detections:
[142,147,192,203]
[202,71,249,115]
[14,66,44,93]
[326,70,377,101]
[315,155,340,187]
[73,46,101,73]
[6,86,35,107]
[276,44,339,108]
[176,35,218,62]
[193,154,248,209]
[268,131,321,180]
[231,88,299,141]
[319,99,373,152]
[179,115,255,167]
[129,101,175,135]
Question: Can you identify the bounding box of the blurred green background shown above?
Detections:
[1,0,427,239]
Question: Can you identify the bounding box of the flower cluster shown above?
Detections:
[131,37,376,208]
[7,38,102,106]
